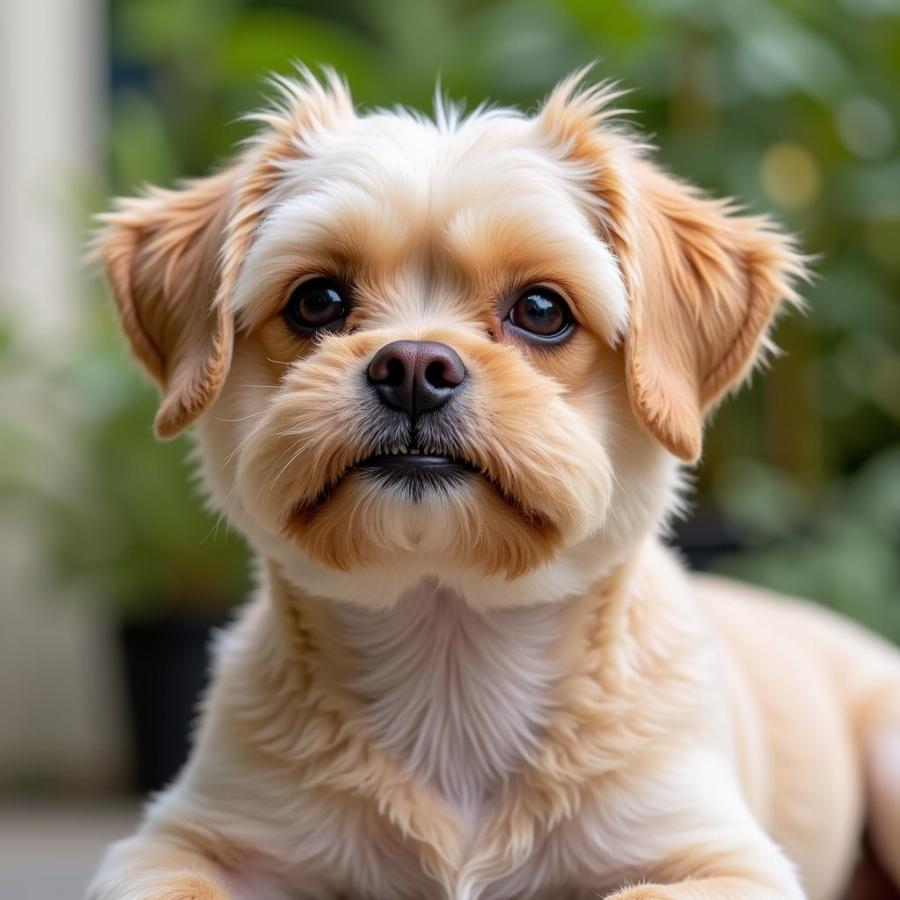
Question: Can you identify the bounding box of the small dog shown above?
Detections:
[89,68,900,900]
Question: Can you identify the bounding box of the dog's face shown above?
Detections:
[99,70,804,606]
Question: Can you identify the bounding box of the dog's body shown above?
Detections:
[89,70,900,900]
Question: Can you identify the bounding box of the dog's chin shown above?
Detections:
[280,460,564,578]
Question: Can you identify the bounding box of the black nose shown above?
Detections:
[367,340,467,417]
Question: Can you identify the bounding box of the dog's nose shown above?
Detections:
[367,340,467,417]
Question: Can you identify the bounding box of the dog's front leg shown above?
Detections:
[602,824,807,900]
[87,833,231,900]
[596,754,807,900]
[608,875,804,900]
[603,829,806,900]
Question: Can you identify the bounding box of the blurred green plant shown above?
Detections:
[1,303,249,617]
[90,0,899,630]
[56,318,251,616]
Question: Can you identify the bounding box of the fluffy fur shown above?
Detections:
[89,68,900,900]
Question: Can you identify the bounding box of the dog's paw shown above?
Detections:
[132,874,230,900]
[605,889,671,900]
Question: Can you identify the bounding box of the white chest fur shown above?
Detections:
[333,578,568,825]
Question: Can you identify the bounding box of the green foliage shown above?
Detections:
[1,305,250,615]
[47,336,251,616]
[86,0,900,625]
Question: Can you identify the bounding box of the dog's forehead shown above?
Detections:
[276,108,590,225]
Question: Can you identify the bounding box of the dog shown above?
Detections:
[88,68,900,900]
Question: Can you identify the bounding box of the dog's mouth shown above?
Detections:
[288,441,547,531]
[356,446,476,483]
[312,442,478,509]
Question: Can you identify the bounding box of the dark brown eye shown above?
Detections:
[284,277,348,334]
[507,287,573,341]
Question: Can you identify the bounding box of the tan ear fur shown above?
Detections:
[537,72,807,463]
[621,161,806,462]
[97,68,354,439]
[97,168,237,438]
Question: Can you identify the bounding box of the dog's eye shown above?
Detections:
[506,287,573,341]
[283,278,348,334]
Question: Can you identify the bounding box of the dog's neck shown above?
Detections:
[331,578,571,824]
[269,566,583,827]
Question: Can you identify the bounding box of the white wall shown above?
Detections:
[0,0,128,790]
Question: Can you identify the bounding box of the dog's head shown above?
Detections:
[97,69,805,605]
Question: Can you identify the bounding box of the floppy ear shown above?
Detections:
[619,161,806,462]
[96,69,355,440]
[96,167,238,439]
[537,72,806,463]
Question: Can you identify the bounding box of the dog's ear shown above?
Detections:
[96,167,238,438]
[96,68,355,439]
[619,163,806,462]
[537,73,806,462]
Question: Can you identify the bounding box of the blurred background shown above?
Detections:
[1,0,898,895]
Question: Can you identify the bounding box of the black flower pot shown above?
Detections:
[673,508,744,572]
[117,612,227,794]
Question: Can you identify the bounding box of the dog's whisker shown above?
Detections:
[572,380,626,402]
[222,422,270,469]
[215,409,270,424]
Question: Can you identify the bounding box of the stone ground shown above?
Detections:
[0,802,138,899]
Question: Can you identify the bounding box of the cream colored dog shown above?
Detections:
[89,69,900,900]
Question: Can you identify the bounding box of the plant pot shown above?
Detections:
[117,611,228,794]
[672,507,744,572]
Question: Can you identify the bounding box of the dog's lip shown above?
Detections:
[288,445,548,533]
[294,446,479,516]
[356,453,476,473]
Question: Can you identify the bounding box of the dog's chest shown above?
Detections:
[334,578,565,826]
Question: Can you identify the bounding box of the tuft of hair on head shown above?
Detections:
[432,77,467,134]
[243,63,355,140]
